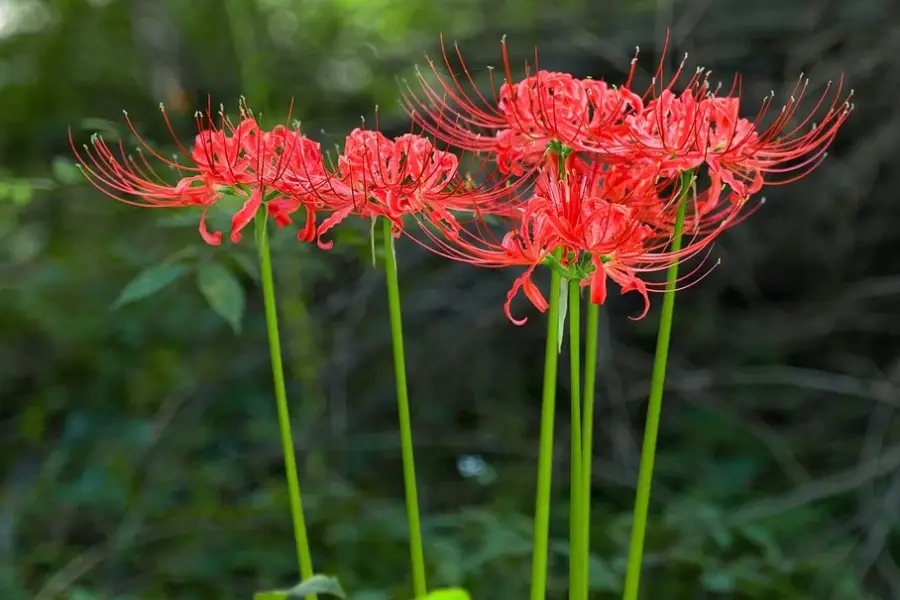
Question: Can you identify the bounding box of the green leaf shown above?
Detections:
[0,179,34,206]
[79,117,121,140]
[67,588,102,600]
[10,180,33,205]
[196,262,245,334]
[701,570,736,593]
[52,157,83,185]
[419,588,472,600]
[587,555,620,591]
[254,574,346,600]
[112,263,189,309]
[740,524,783,563]
[156,210,204,228]
[232,252,260,282]
[557,277,569,353]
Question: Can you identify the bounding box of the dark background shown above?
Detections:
[2,0,899,599]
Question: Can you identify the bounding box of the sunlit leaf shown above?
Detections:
[0,178,36,206]
[112,263,189,309]
[254,574,346,600]
[196,262,245,334]
[52,157,83,185]
[10,181,33,205]
[419,588,472,600]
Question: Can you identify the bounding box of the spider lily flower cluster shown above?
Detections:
[71,101,507,249]
[71,39,852,324]
[401,39,851,322]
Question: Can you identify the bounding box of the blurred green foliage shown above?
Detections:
[254,574,347,599]
[2,0,899,599]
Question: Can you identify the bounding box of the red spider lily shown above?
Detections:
[529,164,731,318]
[273,123,526,250]
[400,36,652,175]
[701,77,853,190]
[615,74,853,198]
[414,195,554,325]
[412,154,724,324]
[70,101,326,245]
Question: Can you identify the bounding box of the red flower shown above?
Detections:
[416,198,553,325]
[614,75,853,200]
[703,78,852,191]
[71,101,326,245]
[278,125,520,249]
[412,151,728,324]
[398,35,852,324]
[401,37,646,174]
[73,35,851,328]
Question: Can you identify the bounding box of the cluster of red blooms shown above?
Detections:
[71,38,852,324]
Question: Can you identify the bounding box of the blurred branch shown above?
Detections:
[856,470,900,581]
[727,442,900,526]
[623,365,900,408]
[33,385,194,600]
[131,0,189,111]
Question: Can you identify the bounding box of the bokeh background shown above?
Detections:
[2,0,899,599]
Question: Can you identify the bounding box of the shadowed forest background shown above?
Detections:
[2,0,899,599]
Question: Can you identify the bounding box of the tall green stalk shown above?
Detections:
[579,301,600,600]
[621,176,691,600]
[255,214,316,597]
[381,218,428,598]
[530,267,564,600]
[567,283,585,600]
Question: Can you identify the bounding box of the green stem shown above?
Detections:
[254,214,316,596]
[621,181,690,600]
[530,266,563,600]
[580,301,600,600]
[382,217,428,598]
[567,282,584,600]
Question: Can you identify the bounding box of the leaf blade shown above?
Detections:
[421,588,473,600]
[196,262,246,334]
[112,263,189,309]
[253,574,346,600]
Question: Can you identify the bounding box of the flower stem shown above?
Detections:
[254,213,316,596]
[621,182,690,600]
[567,282,585,600]
[382,217,428,598]
[530,266,563,600]
[579,300,600,600]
